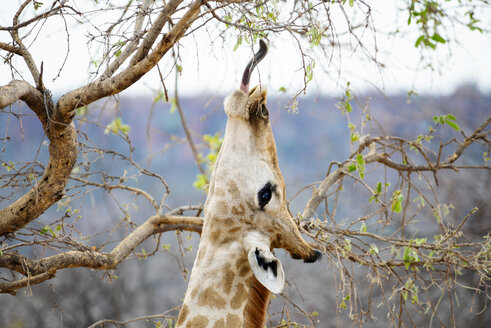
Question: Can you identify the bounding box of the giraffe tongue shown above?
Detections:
[240,39,268,94]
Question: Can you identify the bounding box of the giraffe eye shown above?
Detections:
[258,182,275,209]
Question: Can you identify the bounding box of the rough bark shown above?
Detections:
[0,215,202,294]
[0,80,78,236]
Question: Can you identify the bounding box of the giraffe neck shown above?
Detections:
[177,219,271,328]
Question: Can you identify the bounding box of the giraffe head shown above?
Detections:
[204,40,321,295]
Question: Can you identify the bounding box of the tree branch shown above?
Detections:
[302,116,491,219]
[443,114,491,165]
[0,81,77,236]
[0,268,57,295]
[56,0,203,123]
[0,214,202,293]
[0,41,21,55]
[173,61,206,176]
[11,0,41,87]
[0,0,70,32]
[100,0,181,79]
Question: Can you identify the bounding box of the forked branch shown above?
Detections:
[302,115,491,220]
[0,214,202,294]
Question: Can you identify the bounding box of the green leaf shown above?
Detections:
[431,33,446,44]
[415,35,425,48]
[33,1,43,10]
[153,91,167,103]
[356,154,365,178]
[345,101,353,113]
[193,173,208,191]
[391,190,403,213]
[375,182,382,194]
[370,244,379,254]
[169,98,177,114]
[350,132,359,143]
[76,106,87,116]
[403,247,412,265]
[233,36,243,52]
[40,226,50,235]
[445,114,456,121]
[444,120,460,131]
[347,163,356,172]
[305,61,315,83]
[344,239,352,252]
[104,117,131,135]
[425,39,436,50]
[433,209,441,224]
[360,222,367,233]
[356,154,365,167]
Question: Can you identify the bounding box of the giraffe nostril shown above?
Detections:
[303,250,322,263]
[289,250,322,263]
[290,253,302,260]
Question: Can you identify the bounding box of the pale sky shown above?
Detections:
[1,1,490,98]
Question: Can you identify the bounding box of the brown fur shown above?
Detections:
[230,282,248,309]
[243,275,271,328]
[186,315,209,328]
[177,304,189,326]
[231,204,245,216]
[213,319,225,328]
[196,245,207,265]
[221,264,234,294]
[198,287,227,309]
[226,313,242,327]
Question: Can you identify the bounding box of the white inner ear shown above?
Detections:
[248,246,285,294]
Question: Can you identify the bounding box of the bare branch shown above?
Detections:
[0,42,21,55]
[0,215,201,275]
[0,0,70,32]
[0,268,57,295]
[173,60,206,176]
[57,0,203,121]
[100,0,180,79]
[0,80,44,117]
[302,116,491,220]
[0,214,202,293]
[443,114,491,164]
[11,1,41,87]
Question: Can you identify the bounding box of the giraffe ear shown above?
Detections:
[248,246,285,294]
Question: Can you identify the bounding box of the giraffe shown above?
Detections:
[177,40,321,328]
